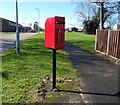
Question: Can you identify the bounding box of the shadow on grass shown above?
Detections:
[58,89,120,97]
[1,71,9,79]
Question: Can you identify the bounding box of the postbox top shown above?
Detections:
[46,16,65,24]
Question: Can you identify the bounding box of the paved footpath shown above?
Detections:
[0,33,36,54]
[63,41,119,104]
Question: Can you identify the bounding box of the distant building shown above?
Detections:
[0,17,23,32]
[78,28,83,32]
[21,26,31,32]
[65,27,84,32]
[65,28,71,32]
[65,27,78,32]
[71,27,78,32]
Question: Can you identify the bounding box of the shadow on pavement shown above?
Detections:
[58,90,120,97]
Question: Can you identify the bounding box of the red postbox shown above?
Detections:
[45,16,65,49]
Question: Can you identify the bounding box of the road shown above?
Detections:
[0,33,37,54]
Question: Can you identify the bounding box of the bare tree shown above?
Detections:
[73,0,119,29]
[34,22,39,31]
[75,2,98,21]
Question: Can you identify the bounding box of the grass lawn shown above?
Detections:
[2,33,79,103]
[65,32,95,52]
[2,32,95,103]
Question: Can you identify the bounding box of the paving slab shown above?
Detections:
[63,41,119,104]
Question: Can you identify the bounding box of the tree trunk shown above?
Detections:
[100,2,104,30]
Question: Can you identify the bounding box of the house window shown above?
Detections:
[9,22,11,25]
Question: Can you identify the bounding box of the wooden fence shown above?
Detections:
[96,29,120,59]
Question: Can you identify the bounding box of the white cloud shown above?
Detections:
[38,18,83,29]
[65,18,83,28]
[39,18,46,28]
[66,19,77,25]
[113,24,117,30]
[18,18,83,29]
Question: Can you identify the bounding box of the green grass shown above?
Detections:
[2,32,95,103]
[65,32,95,52]
[2,33,79,103]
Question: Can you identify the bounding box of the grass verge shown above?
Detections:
[65,32,95,52]
[2,33,79,103]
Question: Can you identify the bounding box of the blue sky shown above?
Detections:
[0,1,83,29]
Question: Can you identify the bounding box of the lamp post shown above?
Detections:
[35,8,40,32]
[16,0,20,54]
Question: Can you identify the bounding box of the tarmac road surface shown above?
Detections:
[63,41,119,104]
[0,33,37,54]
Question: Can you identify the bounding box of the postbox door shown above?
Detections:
[55,24,65,49]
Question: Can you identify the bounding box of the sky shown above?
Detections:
[0,1,83,29]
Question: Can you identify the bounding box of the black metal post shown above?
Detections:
[53,49,56,89]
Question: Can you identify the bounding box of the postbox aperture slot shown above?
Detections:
[55,22,65,24]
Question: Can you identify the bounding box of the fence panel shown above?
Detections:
[96,30,120,59]
[96,30,108,53]
[108,30,120,58]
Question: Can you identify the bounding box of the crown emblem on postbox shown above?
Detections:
[45,16,65,50]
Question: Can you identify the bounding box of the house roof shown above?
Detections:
[0,17,22,27]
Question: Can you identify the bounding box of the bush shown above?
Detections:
[83,19,99,35]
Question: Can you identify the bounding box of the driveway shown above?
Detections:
[63,41,119,103]
[0,33,36,54]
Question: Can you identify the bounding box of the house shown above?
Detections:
[65,28,71,32]
[71,27,78,32]
[78,28,83,32]
[21,26,31,32]
[65,27,78,32]
[0,17,22,32]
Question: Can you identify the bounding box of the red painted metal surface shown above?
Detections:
[45,16,65,49]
